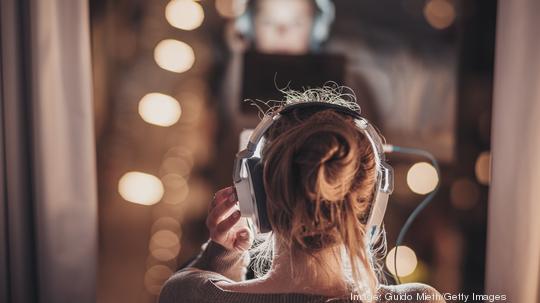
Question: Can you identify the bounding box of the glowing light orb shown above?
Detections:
[386,246,418,277]
[475,151,491,185]
[118,172,164,205]
[424,0,456,30]
[154,39,195,73]
[138,93,182,127]
[149,230,181,262]
[165,0,204,30]
[407,162,439,195]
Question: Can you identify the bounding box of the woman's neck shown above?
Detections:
[256,242,351,296]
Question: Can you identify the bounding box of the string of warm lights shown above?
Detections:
[112,0,210,296]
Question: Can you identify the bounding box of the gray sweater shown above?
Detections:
[159,241,445,303]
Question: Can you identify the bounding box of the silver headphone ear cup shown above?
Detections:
[312,0,335,45]
[246,157,272,233]
[235,159,257,223]
[366,191,390,241]
[234,11,253,40]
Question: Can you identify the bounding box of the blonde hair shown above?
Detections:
[250,85,385,300]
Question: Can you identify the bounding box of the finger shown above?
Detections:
[215,186,233,201]
[206,194,238,229]
[209,189,233,214]
[213,210,241,238]
[210,187,234,208]
[233,228,253,252]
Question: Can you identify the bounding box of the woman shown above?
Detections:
[159,89,445,302]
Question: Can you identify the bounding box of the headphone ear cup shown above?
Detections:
[311,0,335,46]
[246,157,272,233]
[234,11,254,40]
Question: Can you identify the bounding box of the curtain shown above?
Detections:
[486,0,540,302]
[0,1,97,302]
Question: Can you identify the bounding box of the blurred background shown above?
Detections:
[89,0,496,302]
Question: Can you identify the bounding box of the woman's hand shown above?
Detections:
[206,186,253,252]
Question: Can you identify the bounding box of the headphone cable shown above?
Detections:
[384,145,441,284]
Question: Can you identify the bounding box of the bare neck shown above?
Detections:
[267,243,350,295]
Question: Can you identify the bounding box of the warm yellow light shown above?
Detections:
[424,0,456,30]
[407,162,439,195]
[138,93,182,127]
[149,230,181,262]
[386,246,418,277]
[475,151,491,185]
[165,0,204,30]
[154,39,195,73]
[215,0,247,18]
[118,172,164,205]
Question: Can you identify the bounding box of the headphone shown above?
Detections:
[234,0,336,50]
[233,102,394,241]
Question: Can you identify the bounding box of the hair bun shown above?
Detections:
[294,111,360,204]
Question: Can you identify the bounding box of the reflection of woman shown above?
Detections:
[160,89,445,302]
[230,0,334,54]
[222,0,378,128]
[223,0,336,127]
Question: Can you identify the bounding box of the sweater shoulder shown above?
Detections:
[158,268,231,303]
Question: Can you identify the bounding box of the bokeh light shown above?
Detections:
[475,151,491,185]
[160,156,193,177]
[154,39,195,73]
[450,178,480,210]
[138,93,182,127]
[118,172,164,205]
[176,91,204,125]
[151,217,181,234]
[423,0,456,30]
[406,162,439,195]
[386,245,418,277]
[144,265,173,295]
[165,0,204,30]
[149,229,181,262]
[215,0,247,18]
[164,146,194,167]
[161,173,190,205]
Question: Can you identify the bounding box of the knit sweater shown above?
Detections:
[159,241,446,303]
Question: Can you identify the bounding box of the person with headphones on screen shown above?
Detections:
[229,0,334,53]
[221,0,379,131]
[159,86,445,303]
[221,0,337,125]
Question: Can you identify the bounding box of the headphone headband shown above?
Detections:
[278,101,361,118]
